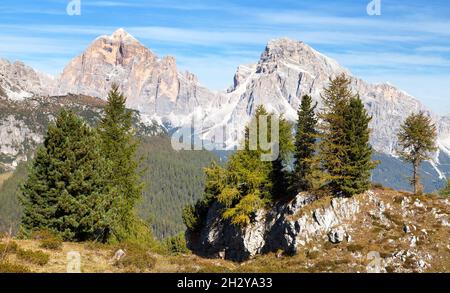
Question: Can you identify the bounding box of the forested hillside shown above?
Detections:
[137,135,218,238]
[0,134,217,239]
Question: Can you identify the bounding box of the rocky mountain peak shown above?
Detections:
[109,28,138,43]
[258,38,347,76]
[56,29,216,119]
[0,58,54,100]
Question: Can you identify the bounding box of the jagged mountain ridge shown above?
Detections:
[0,29,449,190]
[56,28,216,127]
[206,38,446,155]
[52,31,449,157]
[0,59,54,100]
[0,94,163,171]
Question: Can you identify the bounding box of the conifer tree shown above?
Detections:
[293,95,318,192]
[98,84,144,241]
[397,112,437,195]
[20,110,111,241]
[271,116,294,198]
[340,97,376,196]
[319,74,376,197]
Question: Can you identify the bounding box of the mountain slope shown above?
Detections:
[204,38,438,154]
[0,59,54,100]
[1,29,449,191]
[56,28,217,126]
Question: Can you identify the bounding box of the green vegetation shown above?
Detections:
[0,135,215,240]
[0,162,28,234]
[31,230,63,250]
[138,135,217,238]
[16,248,49,266]
[293,95,318,192]
[397,112,437,195]
[0,261,31,273]
[198,106,294,226]
[187,75,377,230]
[19,110,112,241]
[113,242,157,272]
[162,232,189,255]
[97,85,144,242]
[318,74,376,197]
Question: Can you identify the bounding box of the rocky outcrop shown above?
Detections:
[187,191,365,262]
[0,59,54,100]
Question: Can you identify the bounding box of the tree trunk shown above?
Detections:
[413,160,421,195]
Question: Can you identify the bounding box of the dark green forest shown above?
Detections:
[137,135,217,238]
[0,134,217,239]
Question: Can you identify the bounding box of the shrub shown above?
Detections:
[0,241,19,254]
[182,204,200,232]
[347,244,364,253]
[0,261,31,273]
[114,243,156,272]
[162,233,190,255]
[31,230,63,250]
[16,249,50,266]
[40,237,63,250]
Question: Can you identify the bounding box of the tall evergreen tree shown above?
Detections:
[98,85,144,241]
[340,97,376,196]
[20,110,111,241]
[319,74,376,197]
[397,112,437,195]
[271,116,294,198]
[293,95,318,192]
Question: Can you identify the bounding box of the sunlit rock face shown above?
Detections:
[57,28,217,124]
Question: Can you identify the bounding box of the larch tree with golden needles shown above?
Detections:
[397,112,437,195]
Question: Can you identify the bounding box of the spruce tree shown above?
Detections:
[98,85,144,241]
[271,116,294,198]
[319,74,354,196]
[340,97,376,196]
[397,112,437,195]
[293,95,318,192]
[20,110,111,241]
[319,74,376,197]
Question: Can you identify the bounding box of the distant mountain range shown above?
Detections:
[1,28,449,192]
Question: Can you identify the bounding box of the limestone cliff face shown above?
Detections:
[187,192,363,262]
[0,95,163,171]
[57,28,216,123]
[186,189,450,273]
[0,59,54,100]
[207,38,436,156]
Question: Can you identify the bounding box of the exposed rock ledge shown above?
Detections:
[187,191,368,262]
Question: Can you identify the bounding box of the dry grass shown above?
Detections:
[0,189,448,273]
[0,172,13,188]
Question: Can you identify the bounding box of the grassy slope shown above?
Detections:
[0,172,12,189]
[1,189,448,273]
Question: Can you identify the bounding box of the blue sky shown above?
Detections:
[1,0,449,114]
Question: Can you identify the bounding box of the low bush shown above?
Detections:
[113,243,156,272]
[16,248,50,266]
[40,237,63,250]
[162,233,190,255]
[31,230,63,250]
[0,241,19,254]
[0,261,31,273]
